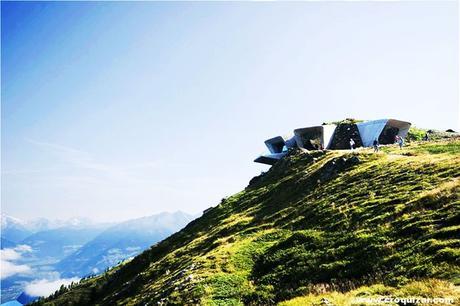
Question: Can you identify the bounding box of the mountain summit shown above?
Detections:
[31,139,460,305]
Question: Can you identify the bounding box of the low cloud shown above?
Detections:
[14,244,33,252]
[0,244,33,279]
[1,260,31,279]
[24,278,79,297]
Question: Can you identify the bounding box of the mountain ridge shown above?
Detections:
[31,139,460,305]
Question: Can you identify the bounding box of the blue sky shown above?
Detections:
[2,1,458,222]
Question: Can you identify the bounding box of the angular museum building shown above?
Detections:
[254,119,411,165]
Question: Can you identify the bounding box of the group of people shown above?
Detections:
[349,135,405,152]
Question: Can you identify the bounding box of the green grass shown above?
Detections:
[31,140,460,306]
[411,141,460,155]
[279,279,460,306]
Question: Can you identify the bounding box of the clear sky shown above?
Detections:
[2,1,458,222]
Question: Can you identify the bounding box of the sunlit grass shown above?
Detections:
[280,279,460,306]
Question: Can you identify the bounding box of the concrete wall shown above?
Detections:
[322,125,337,149]
[388,119,411,139]
[294,125,337,150]
[264,136,286,153]
[357,119,411,147]
[285,136,297,149]
[357,119,388,147]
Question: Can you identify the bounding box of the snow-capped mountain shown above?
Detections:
[1,214,28,229]
[24,217,95,232]
[1,214,33,244]
[1,213,99,245]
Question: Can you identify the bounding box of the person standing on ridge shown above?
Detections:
[349,138,355,151]
[398,136,404,149]
[373,139,379,152]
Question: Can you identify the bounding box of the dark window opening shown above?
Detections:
[271,142,285,153]
[378,125,399,144]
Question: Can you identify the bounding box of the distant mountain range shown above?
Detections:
[55,211,194,277]
[21,226,109,262]
[1,214,98,246]
[0,211,195,305]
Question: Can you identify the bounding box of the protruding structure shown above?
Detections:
[357,119,411,147]
[254,136,289,165]
[254,152,286,165]
[294,125,336,150]
[264,136,286,153]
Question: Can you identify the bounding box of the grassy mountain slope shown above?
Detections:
[32,139,460,305]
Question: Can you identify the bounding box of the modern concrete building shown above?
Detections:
[255,119,411,165]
